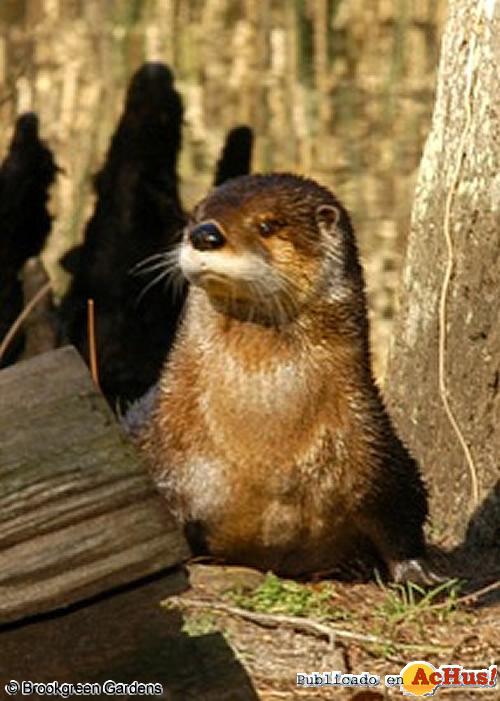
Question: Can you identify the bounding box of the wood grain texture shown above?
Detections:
[0,346,190,624]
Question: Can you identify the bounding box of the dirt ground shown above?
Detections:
[172,563,500,700]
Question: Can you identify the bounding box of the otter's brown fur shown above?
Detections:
[137,173,430,581]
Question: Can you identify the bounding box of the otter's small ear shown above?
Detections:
[315,204,341,233]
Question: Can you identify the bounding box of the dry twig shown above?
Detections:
[453,578,500,607]
[87,298,99,387]
[168,595,380,646]
[438,4,482,509]
[0,279,52,363]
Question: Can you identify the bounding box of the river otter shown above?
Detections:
[137,173,433,583]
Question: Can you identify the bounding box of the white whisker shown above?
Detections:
[130,251,170,273]
[131,260,172,277]
[133,247,185,306]
[135,269,172,305]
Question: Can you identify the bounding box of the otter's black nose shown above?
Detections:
[189,222,226,251]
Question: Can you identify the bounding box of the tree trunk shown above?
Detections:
[385,0,499,550]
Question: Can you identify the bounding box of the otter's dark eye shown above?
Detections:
[258,219,284,238]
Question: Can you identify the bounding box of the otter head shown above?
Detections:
[180,173,362,325]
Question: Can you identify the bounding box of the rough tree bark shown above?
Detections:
[385,0,499,552]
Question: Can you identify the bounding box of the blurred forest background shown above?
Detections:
[0,0,447,378]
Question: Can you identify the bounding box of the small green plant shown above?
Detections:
[227,572,349,621]
[181,611,218,637]
[375,576,462,625]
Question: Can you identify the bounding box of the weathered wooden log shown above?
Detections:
[0,346,190,624]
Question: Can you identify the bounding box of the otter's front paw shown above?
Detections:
[391,558,445,586]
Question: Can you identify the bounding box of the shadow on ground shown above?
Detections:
[445,478,500,606]
[0,567,258,700]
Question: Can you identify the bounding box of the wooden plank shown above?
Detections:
[0,346,190,624]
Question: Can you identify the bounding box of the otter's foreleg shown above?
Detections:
[360,467,442,585]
